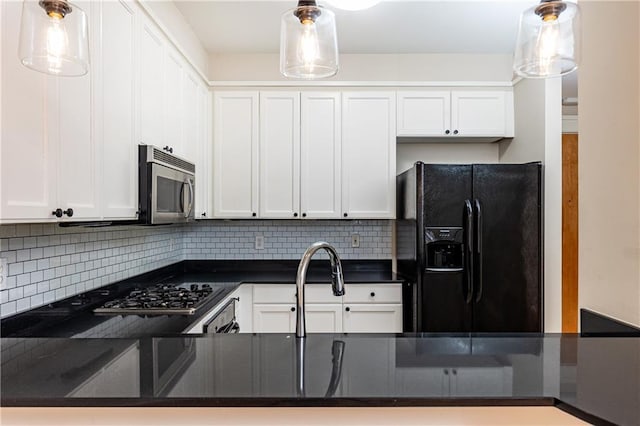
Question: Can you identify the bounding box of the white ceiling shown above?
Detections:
[174,0,577,102]
[174,0,534,54]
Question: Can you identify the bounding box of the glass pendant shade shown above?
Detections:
[513,1,580,78]
[323,0,381,11]
[280,3,339,79]
[19,0,89,76]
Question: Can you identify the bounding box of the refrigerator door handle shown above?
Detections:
[474,199,483,303]
[464,199,474,304]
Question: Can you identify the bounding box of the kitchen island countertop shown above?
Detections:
[1,333,638,426]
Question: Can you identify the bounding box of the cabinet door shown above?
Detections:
[451,91,507,136]
[396,91,451,136]
[306,304,343,333]
[194,85,211,218]
[341,92,396,219]
[99,0,138,219]
[212,91,258,218]
[252,304,296,333]
[164,50,184,155]
[181,70,199,163]
[0,0,57,221]
[137,16,164,148]
[259,92,300,219]
[300,92,341,219]
[57,55,100,220]
[343,304,403,333]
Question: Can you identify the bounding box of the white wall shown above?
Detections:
[209,53,513,82]
[499,78,563,332]
[396,143,499,174]
[140,0,209,77]
[579,1,640,327]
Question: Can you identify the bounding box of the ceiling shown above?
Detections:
[174,0,577,102]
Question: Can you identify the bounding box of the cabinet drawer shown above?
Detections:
[252,283,343,303]
[343,284,402,304]
[253,284,296,303]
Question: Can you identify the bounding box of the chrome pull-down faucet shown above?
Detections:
[295,241,345,338]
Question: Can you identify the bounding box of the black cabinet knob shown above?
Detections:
[201,212,207,217]
[345,307,350,312]
[453,130,459,135]
[163,145,173,153]
[302,213,306,218]
[343,213,348,218]
[293,212,298,218]
[290,307,295,312]
[51,208,63,218]
[63,208,73,217]
[445,129,450,135]
[370,292,375,297]
[252,212,257,217]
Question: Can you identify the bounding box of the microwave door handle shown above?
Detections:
[186,179,194,218]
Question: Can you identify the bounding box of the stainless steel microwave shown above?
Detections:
[138,145,195,224]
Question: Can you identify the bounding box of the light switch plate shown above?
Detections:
[255,235,264,250]
[351,234,360,248]
[0,258,7,290]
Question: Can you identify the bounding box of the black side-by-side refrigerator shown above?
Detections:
[396,161,542,333]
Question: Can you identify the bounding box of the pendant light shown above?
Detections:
[18,0,89,76]
[513,0,581,78]
[280,0,339,79]
[324,0,381,11]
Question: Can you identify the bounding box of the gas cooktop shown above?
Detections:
[93,283,224,316]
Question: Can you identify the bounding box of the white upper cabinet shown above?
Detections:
[213,91,259,218]
[194,86,211,219]
[98,0,138,219]
[164,50,184,155]
[397,91,450,136]
[137,15,165,149]
[341,91,396,219]
[259,92,300,219]
[451,90,510,137]
[0,1,56,222]
[0,0,99,222]
[397,89,514,140]
[300,92,342,219]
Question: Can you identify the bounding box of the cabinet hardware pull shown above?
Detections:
[343,213,348,218]
[302,213,307,218]
[453,130,459,135]
[445,129,450,135]
[63,208,74,217]
[290,307,295,312]
[345,307,350,312]
[252,212,257,217]
[293,212,298,218]
[370,292,375,297]
[51,208,63,218]
[201,212,207,217]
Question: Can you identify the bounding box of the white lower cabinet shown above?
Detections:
[250,283,402,333]
[253,303,296,333]
[342,304,403,333]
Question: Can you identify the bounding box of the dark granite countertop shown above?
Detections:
[2,333,638,425]
[1,260,401,338]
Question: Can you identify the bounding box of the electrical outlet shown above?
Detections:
[0,258,7,290]
[255,235,265,250]
[351,233,360,248]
